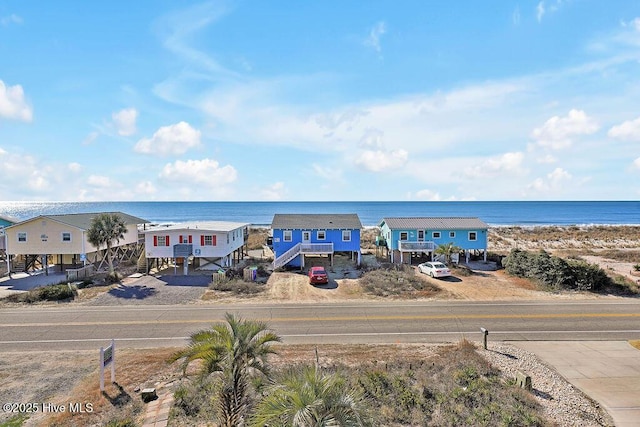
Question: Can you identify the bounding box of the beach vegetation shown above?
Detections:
[170,313,281,426]
[170,337,550,427]
[503,249,638,294]
[86,213,128,282]
[247,227,270,250]
[3,281,77,303]
[250,365,370,427]
[210,278,265,295]
[359,264,440,297]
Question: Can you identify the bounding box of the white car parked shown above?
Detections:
[418,261,452,278]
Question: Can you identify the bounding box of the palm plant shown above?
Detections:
[434,242,462,265]
[171,313,281,427]
[86,212,128,280]
[251,365,369,427]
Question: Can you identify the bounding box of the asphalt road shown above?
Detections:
[2,300,640,351]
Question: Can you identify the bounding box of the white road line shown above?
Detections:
[2,330,639,344]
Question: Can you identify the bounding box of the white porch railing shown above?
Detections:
[272,243,301,269]
[300,243,334,254]
[272,242,335,269]
[398,240,435,252]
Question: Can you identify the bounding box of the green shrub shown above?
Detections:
[360,265,439,297]
[502,249,631,294]
[36,284,76,301]
[3,282,77,303]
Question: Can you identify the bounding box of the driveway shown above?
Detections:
[84,273,210,306]
[514,341,640,427]
[0,270,67,298]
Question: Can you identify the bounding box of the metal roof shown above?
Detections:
[271,214,362,229]
[143,221,250,233]
[381,217,489,230]
[8,212,149,230]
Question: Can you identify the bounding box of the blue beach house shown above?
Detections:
[378,217,489,264]
[271,214,362,269]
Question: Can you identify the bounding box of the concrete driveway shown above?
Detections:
[514,341,640,427]
[0,270,67,298]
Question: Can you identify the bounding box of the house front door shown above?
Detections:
[302,231,311,243]
[418,230,425,241]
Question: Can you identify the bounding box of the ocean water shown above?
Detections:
[0,201,638,227]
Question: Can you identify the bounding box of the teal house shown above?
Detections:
[0,214,17,254]
[378,217,489,264]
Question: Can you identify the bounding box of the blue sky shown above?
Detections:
[1,1,640,201]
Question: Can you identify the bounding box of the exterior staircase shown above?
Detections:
[272,243,301,270]
[137,251,147,273]
[272,243,335,270]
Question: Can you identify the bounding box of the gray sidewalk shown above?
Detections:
[514,341,640,427]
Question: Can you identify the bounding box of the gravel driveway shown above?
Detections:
[84,274,210,305]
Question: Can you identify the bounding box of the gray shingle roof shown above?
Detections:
[271,214,362,229]
[32,212,149,230]
[381,217,488,230]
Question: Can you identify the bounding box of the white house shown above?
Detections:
[143,221,250,272]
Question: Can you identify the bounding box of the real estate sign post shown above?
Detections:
[99,339,116,391]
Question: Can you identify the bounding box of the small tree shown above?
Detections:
[86,213,128,280]
[171,313,281,427]
[435,242,462,265]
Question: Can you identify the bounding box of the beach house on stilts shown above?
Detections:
[378,217,489,264]
[270,214,363,269]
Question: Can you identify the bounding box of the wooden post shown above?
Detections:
[480,327,488,349]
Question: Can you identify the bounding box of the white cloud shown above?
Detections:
[355,148,408,172]
[0,80,32,121]
[359,128,384,148]
[156,2,238,78]
[0,150,54,193]
[68,162,82,173]
[528,167,572,192]
[87,175,113,188]
[112,108,138,136]
[134,121,201,155]
[537,154,557,163]
[312,164,343,182]
[531,109,599,149]
[465,152,525,178]
[633,157,640,170]
[608,116,640,141]
[0,14,22,26]
[159,158,237,186]
[414,189,442,201]
[364,21,386,53]
[537,1,564,23]
[512,7,521,25]
[536,2,545,22]
[136,181,157,195]
[260,182,287,200]
[82,131,99,145]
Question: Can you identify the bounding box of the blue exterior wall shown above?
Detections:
[272,228,361,267]
[0,218,14,228]
[380,224,487,251]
